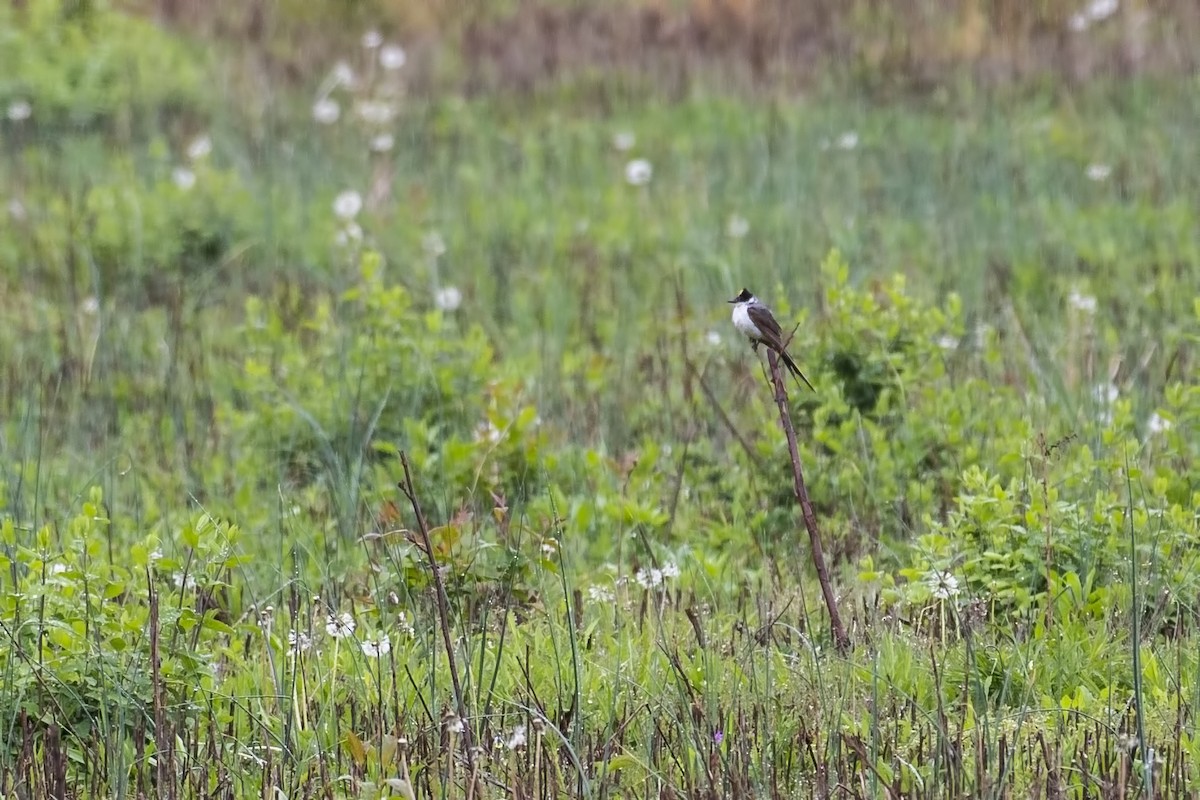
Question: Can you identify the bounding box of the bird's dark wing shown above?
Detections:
[749,305,815,391]
[747,304,785,347]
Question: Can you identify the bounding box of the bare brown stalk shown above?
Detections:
[765,350,850,653]
[398,452,476,775]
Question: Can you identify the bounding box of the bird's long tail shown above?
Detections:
[778,349,816,392]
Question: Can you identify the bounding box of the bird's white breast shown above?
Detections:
[731,303,762,339]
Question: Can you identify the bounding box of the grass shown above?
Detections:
[1,1,1199,797]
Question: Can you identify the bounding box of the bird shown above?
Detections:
[728,288,815,391]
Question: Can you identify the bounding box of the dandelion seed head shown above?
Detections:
[380,44,407,71]
[312,98,340,124]
[331,61,355,88]
[186,135,212,161]
[362,29,383,49]
[370,133,395,153]
[333,190,363,220]
[726,214,750,239]
[506,724,527,749]
[625,158,652,187]
[1147,412,1172,435]
[835,131,859,150]
[6,100,31,122]
[612,131,636,152]
[924,569,960,600]
[434,286,462,312]
[172,167,196,191]
[355,100,397,125]
[1068,289,1097,313]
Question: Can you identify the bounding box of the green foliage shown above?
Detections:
[0,0,207,135]
[0,2,1199,795]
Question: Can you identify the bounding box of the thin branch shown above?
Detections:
[398,452,476,773]
[765,350,850,653]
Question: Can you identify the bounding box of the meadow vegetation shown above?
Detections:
[1,0,1198,797]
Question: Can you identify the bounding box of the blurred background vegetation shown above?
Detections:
[1,0,1198,796]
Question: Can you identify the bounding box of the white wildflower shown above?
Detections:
[333,190,363,220]
[474,420,502,444]
[706,330,722,346]
[326,612,356,639]
[624,158,652,186]
[444,714,464,735]
[80,296,100,315]
[1085,163,1111,181]
[7,199,26,221]
[361,633,391,657]
[380,44,407,71]
[660,562,680,579]
[397,611,415,637]
[635,567,663,589]
[312,97,340,124]
[362,29,383,49]
[588,585,615,603]
[434,286,462,312]
[6,100,31,122]
[612,131,636,152]
[172,168,196,191]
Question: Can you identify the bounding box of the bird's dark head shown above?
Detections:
[728,288,754,304]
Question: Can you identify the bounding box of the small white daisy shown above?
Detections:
[361,633,391,657]
[326,612,356,639]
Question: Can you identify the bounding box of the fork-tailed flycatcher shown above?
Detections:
[728,288,815,391]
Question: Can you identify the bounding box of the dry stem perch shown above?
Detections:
[766,350,850,653]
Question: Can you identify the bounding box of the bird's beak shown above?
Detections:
[726,297,739,304]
